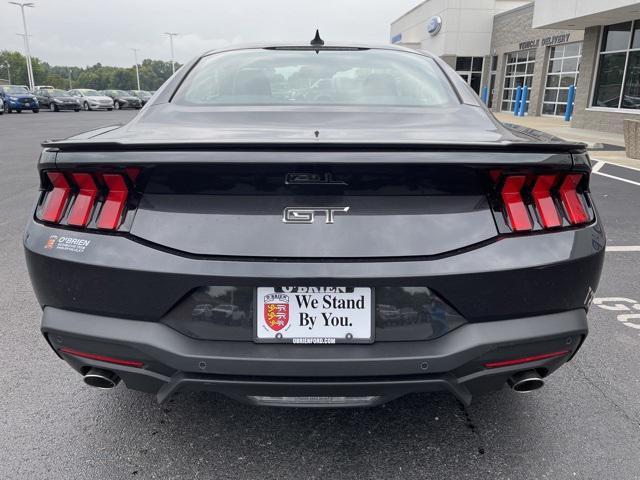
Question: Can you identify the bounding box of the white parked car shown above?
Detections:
[68,89,114,111]
[0,96,3,115]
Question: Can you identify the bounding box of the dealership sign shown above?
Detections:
[519,33,570,51]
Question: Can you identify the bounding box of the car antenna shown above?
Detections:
[310,29,324,53]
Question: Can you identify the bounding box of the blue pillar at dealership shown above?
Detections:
[481,86,489,105]
[518,85,529,117]
[564,85,576,121]
[513,85,522,115]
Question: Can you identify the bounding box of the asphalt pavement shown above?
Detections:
[1,110,639,480]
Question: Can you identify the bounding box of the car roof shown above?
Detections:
[199,42,433,59]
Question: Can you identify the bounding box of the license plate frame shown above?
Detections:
[254,287,374,344]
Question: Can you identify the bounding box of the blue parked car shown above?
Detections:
[0,85,39,113]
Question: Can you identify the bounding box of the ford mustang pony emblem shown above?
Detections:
[282,206,350,224]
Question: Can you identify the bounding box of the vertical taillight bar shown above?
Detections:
[500,175,532,231]
[531,174,561,228]
[559,174,589,225]
[41,172,71,223]
[67,173,98,227]
[96,174,128,230]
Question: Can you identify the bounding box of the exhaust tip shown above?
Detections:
[508,371,545,393]
[83,368,120,389]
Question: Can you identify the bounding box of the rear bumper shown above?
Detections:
[118,102,141,109]
[26,217,604,406]
[53,104,80,110]
[42,306,588,406]
[24,220,605,324]
[88,102,113,109]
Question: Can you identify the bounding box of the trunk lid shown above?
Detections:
[129,162,496,258]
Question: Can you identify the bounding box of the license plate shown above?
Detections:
[25,103,30,106]
[255,287,373,344]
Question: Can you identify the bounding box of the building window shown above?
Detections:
[543,42,582,116]
[501,49,536,112]
[455,56,483,94]
[592,21,640,109]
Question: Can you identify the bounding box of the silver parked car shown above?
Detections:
[68,89,114,111]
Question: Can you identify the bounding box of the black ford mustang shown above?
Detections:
[25,40,605,407]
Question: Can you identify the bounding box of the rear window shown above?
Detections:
[173,48,458,108]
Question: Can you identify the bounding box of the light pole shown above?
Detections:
[9,2,35,90]
[162,32,178,74]
[16,33,34,88]
[131,48,141,91]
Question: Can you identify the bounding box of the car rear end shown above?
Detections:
[122,96,142,109]
[24,144,604,406]
[23,44,605,407]
[54,98,81,111]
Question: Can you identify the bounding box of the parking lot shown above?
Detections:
[1,110,639,479]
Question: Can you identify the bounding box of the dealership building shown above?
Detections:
[391,0,640,133]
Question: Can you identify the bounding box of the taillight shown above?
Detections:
[41,172,71,223]
[37,169,137,231]
[531,174,561,228]
[96,174,128,230]
[493,171,592,233]
[501,175,532,232]
[67,173,98,227]
[559,174,589,225]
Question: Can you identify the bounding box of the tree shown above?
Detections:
[0,50,179,90]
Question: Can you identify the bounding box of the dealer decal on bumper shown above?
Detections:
[44,235,91,253]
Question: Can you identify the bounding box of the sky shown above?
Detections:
[0,0,419,67]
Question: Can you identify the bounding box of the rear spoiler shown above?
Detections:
[41,147,589,173]
[42,139,587,154]
[501,122,585,146]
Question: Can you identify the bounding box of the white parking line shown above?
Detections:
[591,158,640,173]
[606,246,640,252]
[591,161,605,173]
[593,170,640,186]
[591,159,640,186]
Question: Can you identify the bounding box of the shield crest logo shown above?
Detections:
[44,235,58,250]
[263,293,289,332]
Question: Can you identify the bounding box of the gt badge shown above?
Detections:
[282,206,350,224]
[263,293,290,331]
